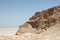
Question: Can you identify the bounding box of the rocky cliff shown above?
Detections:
[16,6,60,35]
[0,6,60,40]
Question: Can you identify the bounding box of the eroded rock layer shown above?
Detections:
[16,6,60,35]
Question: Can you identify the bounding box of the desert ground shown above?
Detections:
[0,28,18,35]
[0,24,60,40]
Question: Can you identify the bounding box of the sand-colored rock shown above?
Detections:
[16,6,60,35]
[0,6,60,40]
[16,23,36,35]
[0,24,60,40]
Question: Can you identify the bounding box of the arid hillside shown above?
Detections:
[16,6,60,35]
[0,6,60,40]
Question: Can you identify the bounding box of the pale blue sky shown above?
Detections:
[0,0,60,28]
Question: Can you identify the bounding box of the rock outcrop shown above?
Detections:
[0,6,60,40]
[16,6,60,35]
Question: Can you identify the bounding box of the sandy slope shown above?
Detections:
[38,23,60,40]
[0,24,60,40]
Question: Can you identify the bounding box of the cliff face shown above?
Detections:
[0,6,60,40]
[16,6,60,35]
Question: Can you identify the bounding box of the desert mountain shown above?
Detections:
[0,6,60,40]
[16,6,60,35]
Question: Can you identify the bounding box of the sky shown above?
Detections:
[0,0,60,28]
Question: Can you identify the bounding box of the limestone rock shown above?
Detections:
[16,6,60,35]
[16,23,36,35]
[0,6,60,40]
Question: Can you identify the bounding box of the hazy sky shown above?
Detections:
[0,0,60,28]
